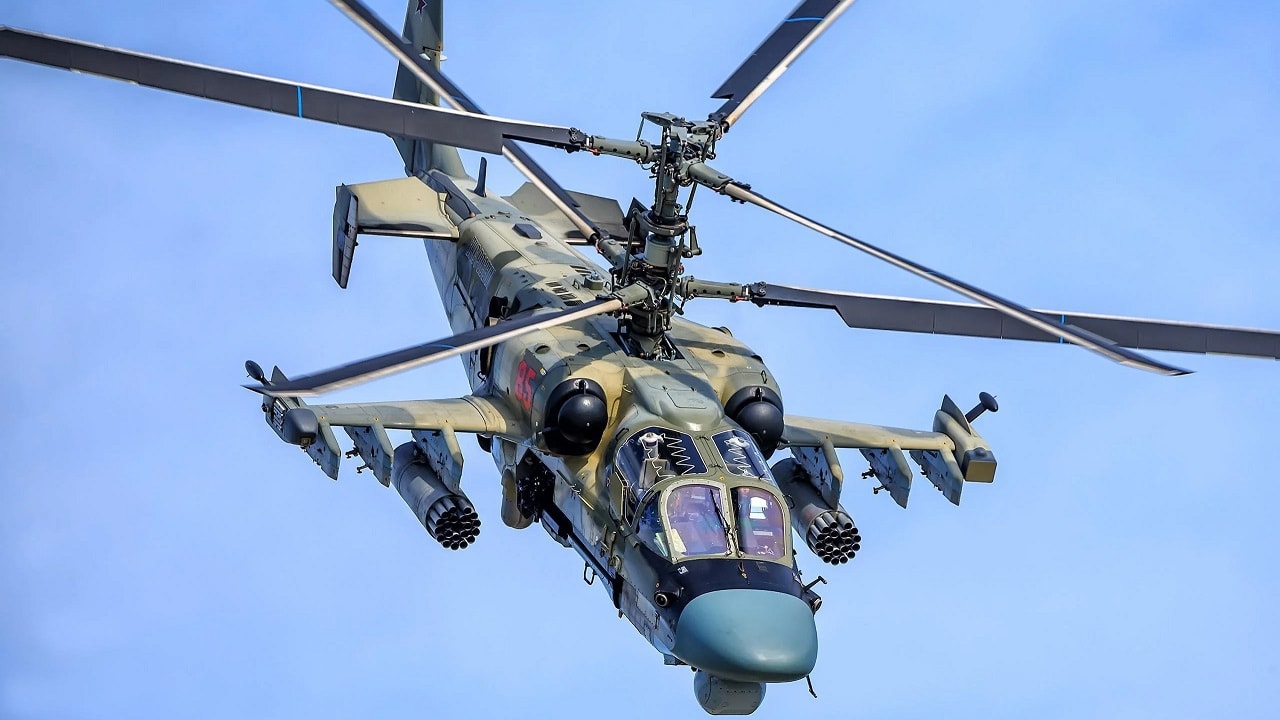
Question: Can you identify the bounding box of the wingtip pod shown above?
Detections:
[934,394,997,484]
[248,364,342,479]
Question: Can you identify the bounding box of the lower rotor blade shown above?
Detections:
[251,298,622,397]
[328,0,605,244]
[688,164,1189,376]
[750,284,1280,362]
[0,26,586,155]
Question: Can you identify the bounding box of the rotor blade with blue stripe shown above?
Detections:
[709,0,859,129]
[0,26,587,154]
[327,0,605,243]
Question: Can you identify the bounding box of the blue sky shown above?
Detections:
[2,1,1278,718]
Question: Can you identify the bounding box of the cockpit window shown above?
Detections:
[713,429,774,482]
[733,487,787,559]
[664,484,730,557]
[616,427,708,500]
[633,480,791,565]
[637,497,669,559]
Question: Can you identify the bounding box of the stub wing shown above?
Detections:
[780,395,997,509]
[784,415,955,452]
[260,385,524,484]
[309,397,521,435]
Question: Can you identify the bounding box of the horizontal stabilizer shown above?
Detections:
[506,183,627,242]
[333,177,459,288]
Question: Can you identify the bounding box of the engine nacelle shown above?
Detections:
[724,385,784,457]
[772,458,861,565]
[391,443,480,550]
[542,378,609,455]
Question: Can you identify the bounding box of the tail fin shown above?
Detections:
[391,0,468,178]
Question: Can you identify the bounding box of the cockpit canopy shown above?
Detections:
[615,426,774,502]
[712,429,773,480]
[614,426,789,565]
[616,427,707,501]
[637,481,789,563]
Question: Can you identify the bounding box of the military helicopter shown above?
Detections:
[3,1,1278,716]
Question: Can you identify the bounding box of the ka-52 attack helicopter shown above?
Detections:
[4,1,1279,715]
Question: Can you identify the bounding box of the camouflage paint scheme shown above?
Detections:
[253,6,998,715]
[0,2,1005,715]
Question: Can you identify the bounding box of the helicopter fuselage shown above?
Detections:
[415,166,821,684]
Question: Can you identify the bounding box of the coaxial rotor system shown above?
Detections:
[5,0,1276,398]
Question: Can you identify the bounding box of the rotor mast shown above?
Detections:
[591,113,726,358]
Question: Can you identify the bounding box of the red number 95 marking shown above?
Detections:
[514,359,538,410]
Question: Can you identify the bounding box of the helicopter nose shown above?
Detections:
[672,589,818,683]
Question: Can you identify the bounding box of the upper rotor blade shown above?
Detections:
[252,298,622,397]
[750,284,1280,362]
[328,0,606,243]
[709,0,858,130]
[689,168,1189,375]
[0,26,587,155]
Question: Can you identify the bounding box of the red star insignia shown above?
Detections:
[416,0,427,14]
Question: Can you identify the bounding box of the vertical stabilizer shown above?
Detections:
[391,0,467,178]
